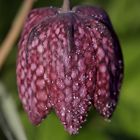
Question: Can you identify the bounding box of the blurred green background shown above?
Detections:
[0,0,140,140]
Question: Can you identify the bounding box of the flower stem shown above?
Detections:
[62,0,70,12]
[0,0,35,70]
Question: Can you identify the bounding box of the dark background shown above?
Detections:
[0,0,140,140]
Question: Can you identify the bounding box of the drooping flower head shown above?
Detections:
[16,1,123,134]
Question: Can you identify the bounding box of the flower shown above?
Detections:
[16,5,123,134]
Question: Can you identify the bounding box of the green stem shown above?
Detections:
[62,0,70,12]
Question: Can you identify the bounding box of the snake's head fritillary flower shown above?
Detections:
[16,1,123,134]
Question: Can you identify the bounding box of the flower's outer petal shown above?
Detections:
[75,6,123,118]
[51,14,96,134]
[94,21,123,118]
[16,8,58,124]
[94,23,123,118]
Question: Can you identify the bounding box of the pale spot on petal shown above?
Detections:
[100,64,107,73]
[36,65,44,76]
[37,44,44,53]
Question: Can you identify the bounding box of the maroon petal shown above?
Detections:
[16,8,58,124]
[75,6,123,118]
[93,21,123,118]
[81,8,123,118]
